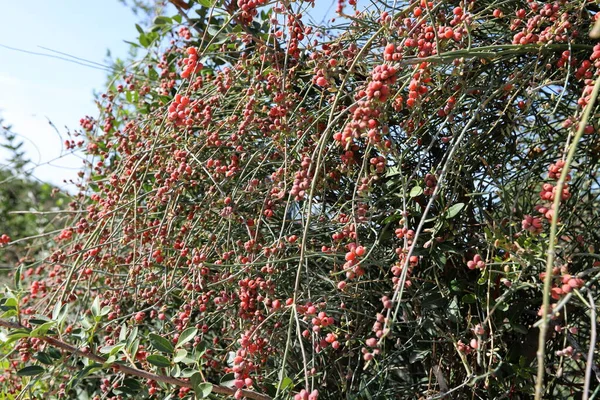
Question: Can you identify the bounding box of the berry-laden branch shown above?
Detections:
[0,319,272,400]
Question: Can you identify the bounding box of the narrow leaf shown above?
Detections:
[17,365,45,376]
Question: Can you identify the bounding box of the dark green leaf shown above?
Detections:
[33,352,53,365]
[461,294,477,304]
[14,265,22,289]
[17,365,45,376]
[146,354,171,368]
[123,378,143,391]
[48,348,62,359]
[150,333,174,354]
[28,317,50,325]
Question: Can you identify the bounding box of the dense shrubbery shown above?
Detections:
[2,0,600,398]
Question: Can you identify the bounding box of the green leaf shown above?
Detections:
[207,25,222,37]
[382,213,402,224]
[150,333,174,354]
[33,352,53,365]
[31,321,55,337]
[409,349,429,364]
[446,203,465,219]
[511,324,528,335]
[191,373,212,398]
[198,383,213,398]
[14,265,22,289]
[278,376,293,390]
[52,302,69,324]
[195,341,207,359]
[146,354,171,368]
[99,343,125,356]
[135,24,144,34]
[52,302,62,320]
[172,14,183,24]
[220,372,236,388]
[174,348,188,363]
[176,327,198,348]
[28,317,50,325]
[153,16,172,25]
[80,317,93,330]
[127,326,138,345]
[478,270,489,285]
[139,34,150,48]
[123,40,141,48]
[47,348,62,359]
[128,338,140,359]
[17,365,45,376]
[197,0,214,7]
[104,354,117,367]
[1,309,17,318]
[409,186,423,198]
[91,296,101,318]
[180,368,197,378]
[461,294,477,304]
[2,297,18,311]
[3,331,30,346]
[119,323,128,342]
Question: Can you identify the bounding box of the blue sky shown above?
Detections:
[0,1,141,188]
[0,0,345,189]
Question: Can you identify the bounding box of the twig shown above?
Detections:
[583,291,597,400]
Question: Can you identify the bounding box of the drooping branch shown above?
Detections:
[0,319,271,400]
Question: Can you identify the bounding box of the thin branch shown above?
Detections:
[0,319,271,400]
[583,291,597,400]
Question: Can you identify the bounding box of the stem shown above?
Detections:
[583,291,597,400]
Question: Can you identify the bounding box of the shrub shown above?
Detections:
[1,0,600,398]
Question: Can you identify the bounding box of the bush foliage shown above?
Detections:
[2,0,600,399]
